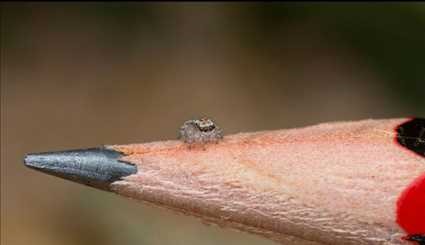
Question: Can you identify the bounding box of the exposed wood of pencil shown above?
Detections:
[107,118,424,245]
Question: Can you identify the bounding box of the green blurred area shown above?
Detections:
[2,3,424,245]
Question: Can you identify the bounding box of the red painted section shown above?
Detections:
[396,172,425,234]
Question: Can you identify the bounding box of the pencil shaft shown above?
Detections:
[24,118,425,245]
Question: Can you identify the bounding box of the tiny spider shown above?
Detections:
[178,117,223,146]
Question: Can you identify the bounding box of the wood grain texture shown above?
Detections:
[108,118,425,245]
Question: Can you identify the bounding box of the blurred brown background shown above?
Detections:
[1,3,424,245]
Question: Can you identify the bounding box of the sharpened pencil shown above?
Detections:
[24,118,425,245]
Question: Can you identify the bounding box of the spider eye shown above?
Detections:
[201,124,215,132]
[194,118,214,131]
[196,123,214,131]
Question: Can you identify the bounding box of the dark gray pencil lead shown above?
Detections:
[24,147,137,190]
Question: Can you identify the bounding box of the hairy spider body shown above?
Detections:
[178,117,223,145]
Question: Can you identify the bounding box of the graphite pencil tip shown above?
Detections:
[24,147,137,190]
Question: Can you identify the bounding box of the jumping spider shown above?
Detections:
[178,117,223,147]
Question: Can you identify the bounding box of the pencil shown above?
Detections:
[24,118,425,245]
